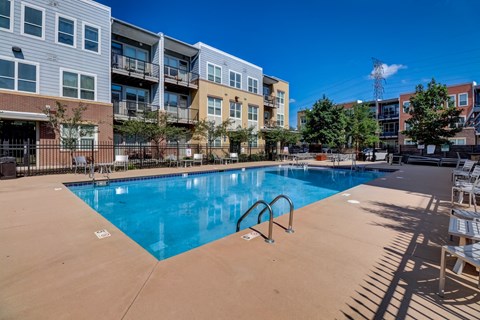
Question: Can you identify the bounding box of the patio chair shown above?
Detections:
[451,166,480,210]
[451,208,480,220]
[193,153,203,166]
[166,154,179,167]
[452,159,475,182]
[113,155,128,171]
[213,154,224,164]
[229,153,239,163]
[73,156,87,174]
[438,242,480,297]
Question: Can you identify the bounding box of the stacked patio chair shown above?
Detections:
[451,165,480,210]
[452,159,475,182]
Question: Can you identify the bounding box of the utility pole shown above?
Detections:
[372,58,384,160]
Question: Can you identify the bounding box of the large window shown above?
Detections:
[0,58,38,93]
[230,102,242,119]
[448,138,466,145]
[248,77,258,94]
[62,70,96,100]
[458,93,468,107]
[276,91,285,105]
[56,14,76,47]
[207,63,221,83]
[21,3,44,39]
[402,101,410,113]
[248,105,258,121]
[229,71,241,89]
[277,114,284,126]
[0,0,13,31]
[448,94,456,108]
[61,124,98,150]
[83,23,100,53]
[208,97,222,116]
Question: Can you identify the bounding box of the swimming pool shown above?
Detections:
[68,166,385,260]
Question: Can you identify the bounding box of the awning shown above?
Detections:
[0,110,49,121]
[263,75,279,85]
[164,36,199,58]
[112,19,160,46]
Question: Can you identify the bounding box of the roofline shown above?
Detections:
[194,42,262,71]
[112,18,160,39]
[163,35,198,51]
[264,74,289,84]
[399,81,478,97]
[80,0,111,12]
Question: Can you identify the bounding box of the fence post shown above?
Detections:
[24,140,30,176]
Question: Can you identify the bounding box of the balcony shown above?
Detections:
[380,131,398,138]
[113,100,158,120]
[264,95,277,108]
[378,112,399,120]
[111,54,159,84]
[164,104,199,124]
[164,66,199,89]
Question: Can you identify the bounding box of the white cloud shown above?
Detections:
[289,98,296,104]
[369,63,407,79]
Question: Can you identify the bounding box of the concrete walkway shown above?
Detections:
[1,161,479,319]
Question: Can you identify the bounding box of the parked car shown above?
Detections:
[363,148,388,161]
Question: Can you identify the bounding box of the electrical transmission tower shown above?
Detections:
[371,57,385,156]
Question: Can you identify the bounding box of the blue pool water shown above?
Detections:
[68,166,385,260]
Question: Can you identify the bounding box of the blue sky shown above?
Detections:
[97,0,480,128]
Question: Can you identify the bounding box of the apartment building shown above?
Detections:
[297,81,479,148]
[399,82,477,146]
[0,0,112,147]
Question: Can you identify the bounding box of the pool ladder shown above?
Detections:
[236,194,294,244]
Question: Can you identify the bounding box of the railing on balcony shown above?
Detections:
[113,100,158,118]
[111,53,160,80]
[264,95,277,108]
[164,104,199,123]
[164,66,199,88]
[378,112,399,120]
[380,131,398,137]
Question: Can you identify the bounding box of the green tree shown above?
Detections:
[402,79,462,146]
[115,111,187,159]
[43,101,94,159]
[345,103,379,152]
[260,127,300,150]
[226,126,256,153]
[302,96,347,149]
[192,119,232,158]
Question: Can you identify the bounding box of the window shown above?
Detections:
[56,14,76,47]
[448,138,466,145]
[21,4,44,39]
[212,137,222,147]
[276,91,285,105]
[448,94,456,108]
[458,93,468,107]
[452,116,466,129]
[0,0,13,31]
[300,116,306,125]
[404,139,415,145]
[61,70,96,100]
[277,114,284,126]
[248,77,258,94]
[249,134,258,148]
[248,105,258,121]
[83,23,100,53]
[229,71,241,89]
[402,101,410,113]
[0,58,38,93]
[207,63,221,83]
[61,124,98,150]
[207,97,222,116]
[230,102,241,119]
[404,122,411,131]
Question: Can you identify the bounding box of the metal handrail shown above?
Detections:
[236,200,275,243]
[257,194,295,234]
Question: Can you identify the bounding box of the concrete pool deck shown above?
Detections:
[1,160,479,319]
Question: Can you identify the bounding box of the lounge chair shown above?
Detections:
[113,155,128,171]
[73,156,88,174]
[193,153,203,166]
[438,242,480,297]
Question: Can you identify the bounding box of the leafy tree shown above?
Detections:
[192,119,232,158]
[345,103,379,152]
[260,127,300,150]
[115,111,187,159]
[43,101,94,159]
[302,96,347,149]
[226,126,256,153]
[402,79,462,146]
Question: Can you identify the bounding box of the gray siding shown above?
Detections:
[195,43,262,94]
[0,0,111,103]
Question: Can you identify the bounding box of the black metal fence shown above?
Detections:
[398,144,480,159]
[0,141,270,177]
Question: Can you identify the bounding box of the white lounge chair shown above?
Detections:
[438,242,480,297]
[113,155,128,171]
[193,153,203,166]
[73,156,87,174]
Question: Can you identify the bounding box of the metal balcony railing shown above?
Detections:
[113,100,158,118]
[380,131,398,137]
[264,95,277,108]
[164,66,199,87]
[111,53,160,79]
[378,112,399,119]
[164,104,199,123]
